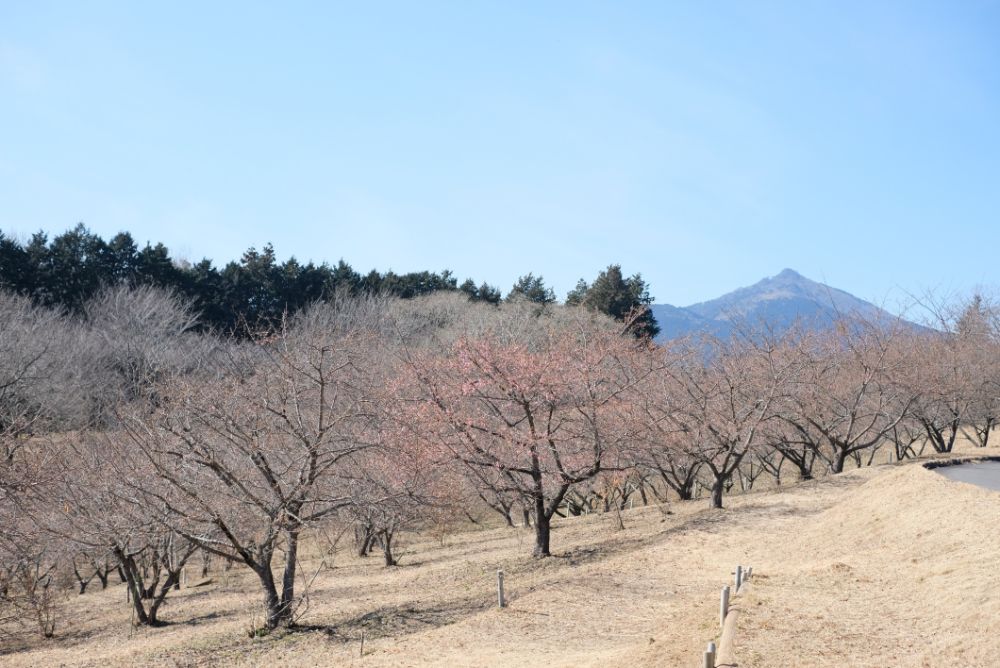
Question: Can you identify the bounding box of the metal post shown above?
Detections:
[497,569,506,608]
[735,565,743,592]
[704,641,716,668]
[720,585,730,627]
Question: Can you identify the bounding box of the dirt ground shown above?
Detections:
[3,443,999,667]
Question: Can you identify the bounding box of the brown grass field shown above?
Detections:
[3,440,999,667]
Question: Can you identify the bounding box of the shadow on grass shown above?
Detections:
[521,469,872,574]
[0,623,104,657]
[289,595,492,643]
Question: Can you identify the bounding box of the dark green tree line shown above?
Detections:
[0,224,502,334]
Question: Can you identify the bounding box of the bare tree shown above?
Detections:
[775,317,913,474]
[120,303,381,631]
[955,294,1000,448]
[24,432,195,627]
[901,295,991,454]
[401,309,657,556]
[631,348,705,501]
[0,293,79,456]
[80,285,210,421]
[665,332,791,509]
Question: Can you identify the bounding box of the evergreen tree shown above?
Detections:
[507,273,556,304]
[105,232,140,283]
[475,282,502,305]
[330,259,362,294]
[565,279,589,306]
[570,264,660,339]
[0,232,33,293]
[44,223,110,311]
[460,278,502,304]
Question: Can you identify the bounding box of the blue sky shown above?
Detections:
[1,1,998,307]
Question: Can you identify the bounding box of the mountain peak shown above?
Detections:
[649,269,913,342]
[775,268,803,280]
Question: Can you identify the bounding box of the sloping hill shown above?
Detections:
[735,461,1000,667]
[5,448,997,667]
[651,268,911,342]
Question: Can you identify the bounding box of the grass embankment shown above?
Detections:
[3,443,999,667]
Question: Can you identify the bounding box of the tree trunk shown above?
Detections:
[983,419,994,448]
[256,565,287,632]
[356,524,375,557]
[923,420,954,454]
[95,566,109,589]
[709,476,725,509]
[532,506,551,558]
[278,530,299,624]
[530,455,551,557]
[72,562,93,595]
[116,551,151,626]
[146,569,182,626]
[380,530,397,567]
[830,448,847,474]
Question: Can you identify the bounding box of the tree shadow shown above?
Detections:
[0,622,109,657]
[289,595,493,643]
[531,478,861,573]
[177,610,226,626]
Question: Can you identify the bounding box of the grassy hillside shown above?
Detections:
[3,444,999,667]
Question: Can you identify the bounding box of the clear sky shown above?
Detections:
[2,1,998,307]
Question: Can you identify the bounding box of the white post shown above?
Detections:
[735,565,743,592]
[720,585,730,626]
[704,641,716,668]
[497,569,506,608]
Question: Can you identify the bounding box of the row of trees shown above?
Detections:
[0,225,658,337]
[2,286,997,641]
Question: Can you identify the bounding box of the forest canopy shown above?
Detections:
[0,224,658,338]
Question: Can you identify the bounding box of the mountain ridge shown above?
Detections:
[651,269,909,342]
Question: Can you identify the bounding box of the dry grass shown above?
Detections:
[3,440,999,667]
[736,446,1000,667]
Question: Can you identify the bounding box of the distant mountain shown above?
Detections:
[651,268,911,343]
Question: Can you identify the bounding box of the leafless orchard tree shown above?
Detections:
[0,293,80,456]
[664,331,792,509]
[0,498,68,641]
[897,294,1000,454]
[80,285,212,421]
[340,440,452,567]
[952,294,1000,448]
[0,293,77,640]
[631,342,705,501]
[773,317,914,474]
[119,298,390,631]
[400,306,659,556]
[34,432,197,626]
